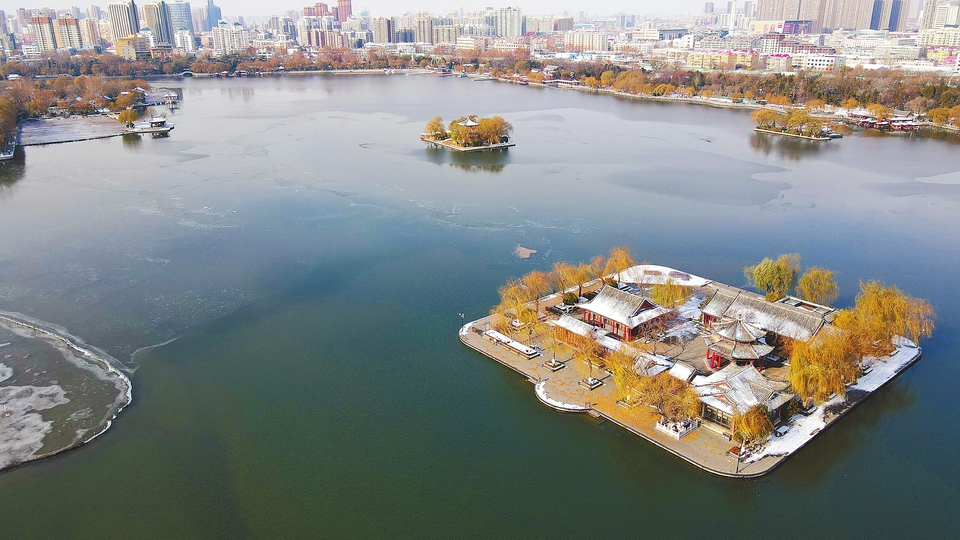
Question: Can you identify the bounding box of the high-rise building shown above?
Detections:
[495,6,523,37]
[79,18,102,47]
[30,16,57,52]
[372,17,393,43]
[86,5,103,20]
[54,16,83,49]
[337,0,352,24]
[304,3,331,17]
[206,0,222,30]
[415,15,433,43]
[705,2,716,13]
[174,27,195,50]
[108,1,140,40]
[144,2,175,44]
[211,21,248,53]
[168,1,193,33]
[432,25,461,44]
[744,1,756,17]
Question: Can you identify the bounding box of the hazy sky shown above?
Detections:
[0,1,709,18]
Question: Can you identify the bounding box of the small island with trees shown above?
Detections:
[459,247,934,477]
[421,115,515,152]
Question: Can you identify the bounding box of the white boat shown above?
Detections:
[126,116,174,135]
[0,137,15,161]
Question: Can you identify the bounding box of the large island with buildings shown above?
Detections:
[460,253,931,477]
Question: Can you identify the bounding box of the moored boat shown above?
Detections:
[126,116,175,135]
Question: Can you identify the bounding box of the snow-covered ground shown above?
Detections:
[535,380,591,412]
[747,340,920,463]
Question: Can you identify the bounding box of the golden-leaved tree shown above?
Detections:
[835,281,935,359]
[651,278,692,308]
[796,267,839,305]
[604,246,637,284]
[734,405,774,444]
[745,253,801,301]
[788,328,859,404]
[424,116,447,139]
[639,372,700,425]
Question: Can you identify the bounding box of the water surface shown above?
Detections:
[0,75,959,538]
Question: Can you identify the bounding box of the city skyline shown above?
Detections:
[0,1,720,18]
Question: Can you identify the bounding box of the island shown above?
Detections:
[459,248,934,477]
[421,115,515,152]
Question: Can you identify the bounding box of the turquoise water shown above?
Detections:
[0,75,959,538]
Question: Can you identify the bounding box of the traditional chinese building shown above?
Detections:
[693,363,795,436]
[703,318,774,369]
[579,286,672,341]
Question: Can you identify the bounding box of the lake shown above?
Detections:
[0,74,959,538]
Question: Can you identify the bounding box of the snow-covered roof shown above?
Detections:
[703,289,825,341]
[714,319,765,343]
[579,286,670,329]
[551,314,624,352]
[618,264,711,287]
[667,361,698,382]
[704,334,775,361]
[693,364,792,415]
[702,290,737,318]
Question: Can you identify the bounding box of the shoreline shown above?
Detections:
[0,312,133,472]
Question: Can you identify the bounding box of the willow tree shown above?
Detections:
[606,348,645,405]
[551,261,576,295]
[639,373,700,425]
[570,263,592,299]
[424,116,447,139]
[788,329,859,404]
[745,253,801,301]
[752,108,779,128]
[796,267,839,305]
[734,405,774,444]
[835,281,936,359]
[573,339,604,384]
[651,278,692,308]
[588,255,607,288]
[117,109,139,125]
[521,270,552,315]
[605,246,637,284]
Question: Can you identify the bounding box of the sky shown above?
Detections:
[0,1,710,18]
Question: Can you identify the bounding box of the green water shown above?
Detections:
[0,75,959,538]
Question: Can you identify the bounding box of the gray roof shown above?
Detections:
[694,364,793,415]
[703,289,825,341]
[579,286,669,329]
[705,335,775,361]
[702,290,737,318]
[714,318,766,343]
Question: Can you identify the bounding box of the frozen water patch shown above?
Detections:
[915,171,960,185]
[0,311,133,470]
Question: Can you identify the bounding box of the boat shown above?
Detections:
[126,116,174,135]
[0,137,15,161]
